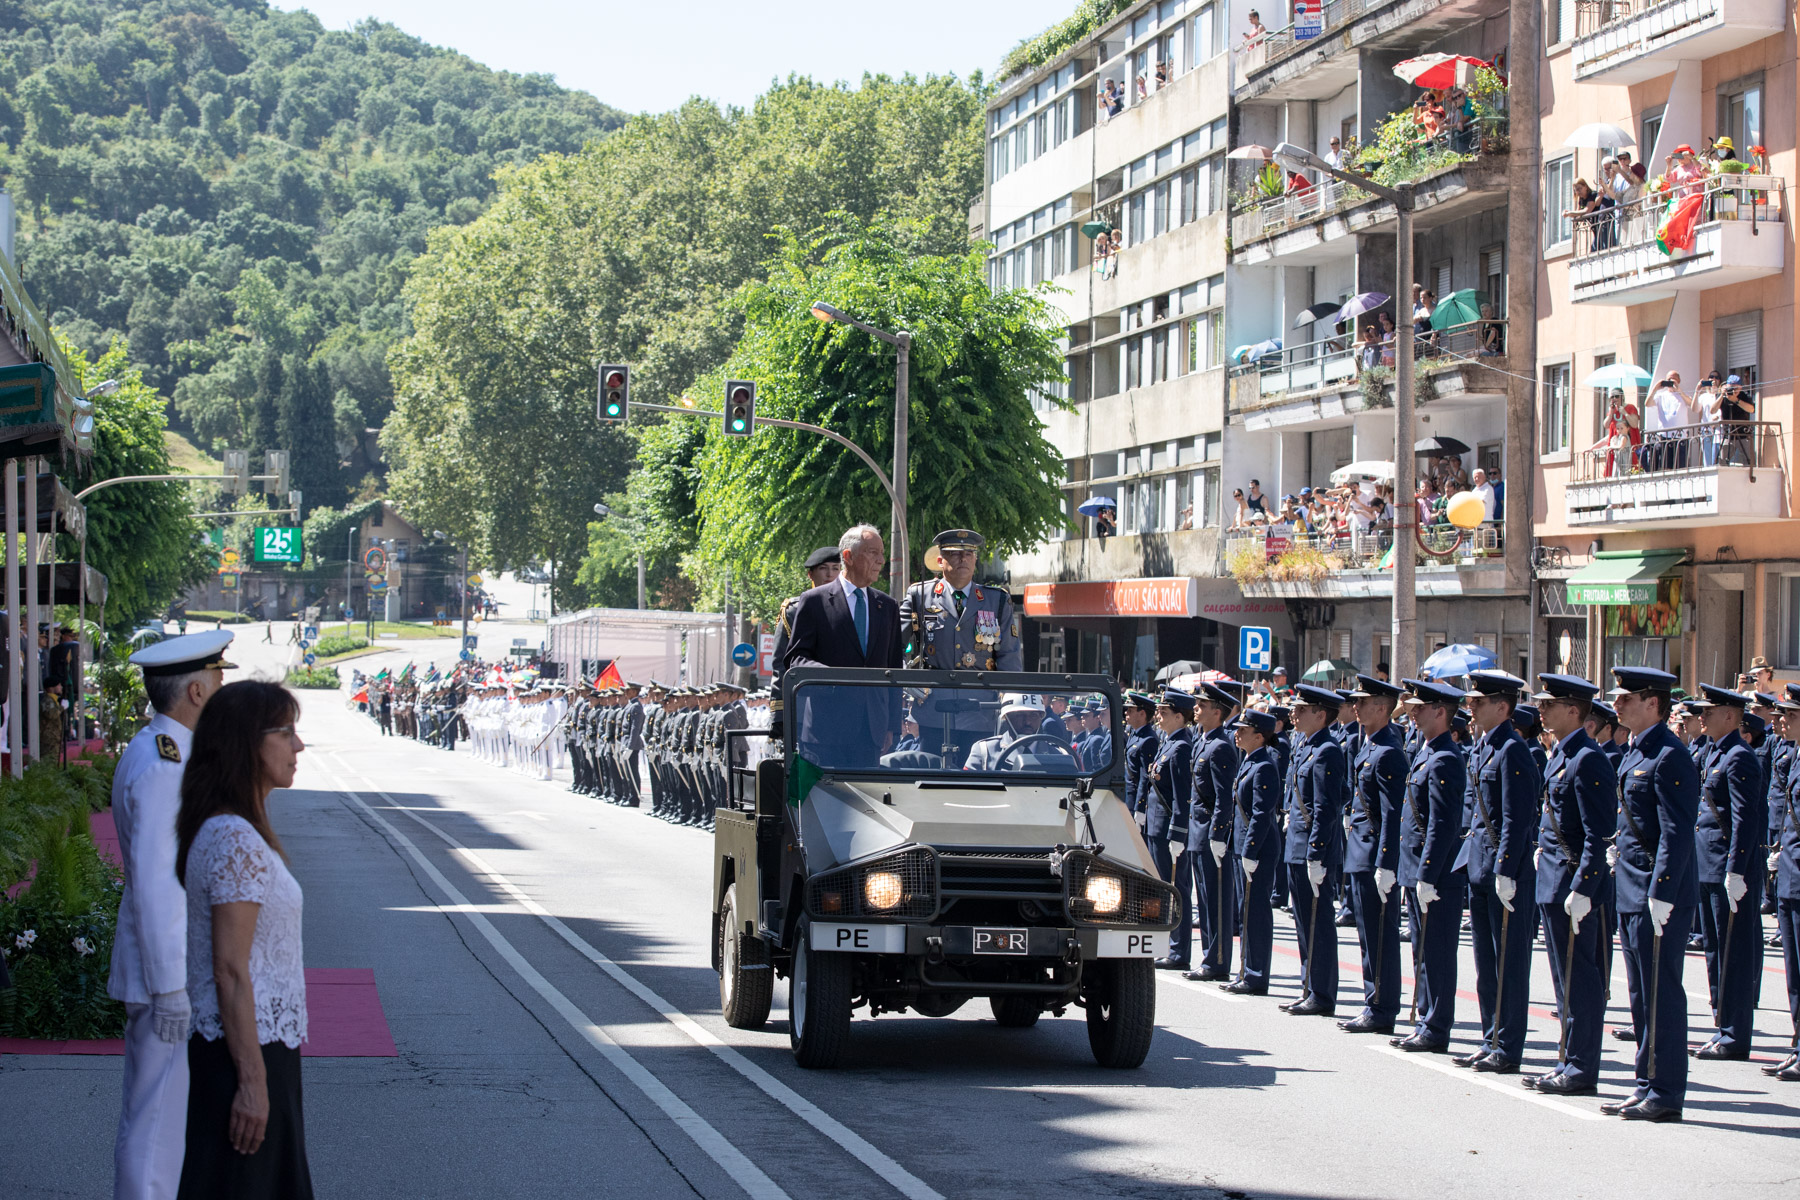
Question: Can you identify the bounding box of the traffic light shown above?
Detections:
[223,448,249,496]
[598,364,630,423]
[263,449,290,496]
[723,380,755,437]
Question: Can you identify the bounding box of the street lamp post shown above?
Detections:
[809,301,912,598]
[594,502,646,609]
[1273,145,1418,680]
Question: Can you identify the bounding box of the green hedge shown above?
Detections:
[313,635,368,658]
[286,666,342,689]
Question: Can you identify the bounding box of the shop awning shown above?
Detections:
[1564,551,1686,606]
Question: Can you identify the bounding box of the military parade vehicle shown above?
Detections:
[712,667,1177,1069]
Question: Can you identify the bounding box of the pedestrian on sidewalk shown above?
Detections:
[109,630,237,1200]
[175,680,313,1198]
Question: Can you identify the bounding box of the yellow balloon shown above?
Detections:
[1445,490,1487,530]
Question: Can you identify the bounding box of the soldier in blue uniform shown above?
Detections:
[1281,685,1347,1016]
[1525,674,1616,1096]
[1341,674,1407,1034]
[1224,708,1283,995]
[1601,666,1700,1122]
[1688,683,1766,1061]
[1268,704,1294,912]
[1392,678,1467,1053]
[1515,702,1549,786]
[1081,700,1114,769]
[1773,686,1800,931]
[1147,689,1199,969]
[1185,682,1241,981]
[1122,689,1160,832]
[1768,688,1800,1082]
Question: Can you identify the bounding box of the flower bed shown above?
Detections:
[286,666,342,689]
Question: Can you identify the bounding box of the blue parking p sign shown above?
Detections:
[1239,626,1273,673]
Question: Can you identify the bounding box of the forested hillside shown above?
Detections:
[0,0,624,512]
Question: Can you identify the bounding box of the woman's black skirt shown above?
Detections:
[177,1034,314,1199]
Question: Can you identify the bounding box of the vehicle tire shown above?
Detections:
[1086,958,1156,1068]
[718,883,772,1030]
[989,995,1041,1028]
[788,916,853,1069]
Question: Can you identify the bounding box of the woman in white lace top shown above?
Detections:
[174,681,312,1199]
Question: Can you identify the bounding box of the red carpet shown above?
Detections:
[0,967,397,1057]
[89,809,120,867]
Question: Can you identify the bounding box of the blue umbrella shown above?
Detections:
[1232,338,1283,364]
[1077,495,1117,517]
[1419,642,1497,680]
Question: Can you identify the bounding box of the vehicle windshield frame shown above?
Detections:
[781,666,1123,784]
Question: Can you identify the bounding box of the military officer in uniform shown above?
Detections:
[1121,689,1160,831]
[1146,688,1198,969]
[109,630,235,1200]
[1455,670,1539,1073]
[1224,708,1283,995]
[1688,683,1766,1061]
[769,546,842,735]
[1341,674,1407,1035]
[1603,666,1700,1122]
[1526,674,1616,1096]
[900,529,1022,766]
[1769,689,1800,1082]
[1392,678,1467,1053]
[1186,682,1240,982]
[1282,685,1347,1016]
[621,682,647,806]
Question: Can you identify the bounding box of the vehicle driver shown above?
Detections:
[965,694,1071,771]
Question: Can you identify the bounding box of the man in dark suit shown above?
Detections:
[777,524,902,766]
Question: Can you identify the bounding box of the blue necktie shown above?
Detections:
[852,587,868,655]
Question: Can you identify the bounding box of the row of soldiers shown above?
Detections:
[1125,664,1800,1123]
[364,679,465,750]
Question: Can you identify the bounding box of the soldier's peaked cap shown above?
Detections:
[803,546,842,569]
[1200,682,1238,709]
[1232,709,1277,735]
[129,630,236,676]
[1465,670,1527,699]
[1608,666,1679,696]
[1690,683,1747,709]
[931,529,985,552]
[1348,674,1403,700]
[1403,677,1466,707]
[1532,673,1598,703]
[1293,684,1342,709]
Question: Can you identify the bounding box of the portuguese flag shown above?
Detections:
[1656,191,1706,255]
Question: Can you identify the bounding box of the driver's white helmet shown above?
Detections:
[999,692,1045,716]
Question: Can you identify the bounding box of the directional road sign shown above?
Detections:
[1239,625,1273,673]
[730,642,756,668]
[304,653,316,666]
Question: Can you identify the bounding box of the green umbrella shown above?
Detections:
[1429,288,1488,331]
[1080,219,1115,238]
[1302,659,1360,682]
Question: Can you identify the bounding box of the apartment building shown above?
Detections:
[982,0,1291,682]
[1219,0,1533,676]
[1530,0,1795,689]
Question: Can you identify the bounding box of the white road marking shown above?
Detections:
[1158,974,1250,1004]
[326,754,944,1200]
[316,762,792,1200]
[1367,1045,1606,1121]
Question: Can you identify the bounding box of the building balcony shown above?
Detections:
[1223,526,1511,599]
[1226,326,1510,431]
[1568,176,1786,305]
[1571,0,1787,84]
[1010,526,1224,588]
[1563,421,1789,528]
[1233,0,1507,102]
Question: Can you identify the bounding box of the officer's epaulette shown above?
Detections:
[778,595,797,637]
[156,733,181,763]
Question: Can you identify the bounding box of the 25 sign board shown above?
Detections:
[254,527,304,564]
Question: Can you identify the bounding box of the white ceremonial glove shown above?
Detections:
[1495,874,1516,912]
[1648,897,1673,932]
[151,990,191,1044]
[1135,810,1147,830]
[1242,857,1259,877]
[1210,840,1226,866]
[1416,881,1439,910]
[1375,867,1396,898]
[1307,860,1326,889]
[1605,845,1619,868]
[1564,890,1592,931]
[1773,851,1783,874]
[1725,872,1747,913]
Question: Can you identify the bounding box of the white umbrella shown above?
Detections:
[1228,144,1275,160]
[1563,122,1636,150]
[1330,460,1395,485]
[1581,363,1652,389]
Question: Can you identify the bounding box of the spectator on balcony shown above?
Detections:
[1242,10,1267,46]
[1099,79,1125,121]
[1135,71,1149,101]
[1445,86,1475,152]
[1717,375,1756,466]
[1643,371,1694,470]
[1413,287,1441,354]
[1470,468,1496,522]
[1323,136,1344,170]
[1439,454,1470,494]
[1229,488,1251,529]
[1592,391,1642,477]
[1477,303,1504,356]
[1245,479,1269,520]
[1692,374,1723,465]
[1376,311,1398,367]
[1358,323,1382,372]
[1666,145,1707,196]
[1095,504,1117,542]
[1565,178,1609,251]
[1154,58,1171,89]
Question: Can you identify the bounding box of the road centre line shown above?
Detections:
[315,762,789,1200]
[1366,1045,1606,1122]
[325,753,945,1200]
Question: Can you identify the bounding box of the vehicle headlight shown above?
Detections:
[864,870,904,911]
[1085,874,1123,915]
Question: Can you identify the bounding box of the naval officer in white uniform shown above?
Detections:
[108,630,234,1200]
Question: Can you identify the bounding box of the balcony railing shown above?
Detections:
[1228,323,1507,398]
[1570,174,1785,259]
[1234,0,1390,79]
[1574,0,1646,37]
[1570,419,1782,483]
[1225,524,1504,580]
[1571,0,1784,80]
[1231,178,1370,246]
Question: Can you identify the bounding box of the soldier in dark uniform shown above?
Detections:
[1341,674,1407,1035]
[1121,689,1159,832]
[769,546,842,735]
[900,531,1023,746]
[1224,708,1282,996]
[566,685,592,794]
[1282,685,1347,1016]
[1455,670,1540,1073]
[1392,678,1467,1053]
[622,683,647,807]
[1769,689,1800,1082]
[1601,666,1699,1122]
[1525,674,1616,1096]
[1772,686,1800,929]
[1688,683,1766,1062]
[1185,681,1241,983]
[1146,689,1198,970]
[644,685,668,818]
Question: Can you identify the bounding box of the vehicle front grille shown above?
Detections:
[935,848,1062,904]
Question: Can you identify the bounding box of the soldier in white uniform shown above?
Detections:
[108,630,235,1200]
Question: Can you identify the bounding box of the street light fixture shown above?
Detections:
[1272,143,1419,680]
[807,298,912,597]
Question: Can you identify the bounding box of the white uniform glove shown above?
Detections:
[1495,874,1516,912]
[1241,857,1259,877]
[1307,860,1326,888]
[1605,845,1619,868]
[1773,851,1784,873]
[151,990,191,1044]
[1648,897,1673,932]
[1724,872,1747,912]
[1564,890,1592,931]
[1375,867,1396,898]
[1416,881,1439,910]
[1209,840,1226,865]
[1135,810,1147,830]
[1533,846,1542,872]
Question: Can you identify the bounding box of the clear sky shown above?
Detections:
[274,0,1077,113]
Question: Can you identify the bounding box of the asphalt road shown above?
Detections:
[6,633,1798,1198]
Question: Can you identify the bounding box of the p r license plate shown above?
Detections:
[972,927,1028,955]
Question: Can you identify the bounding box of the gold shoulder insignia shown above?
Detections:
[156,734,181,764]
